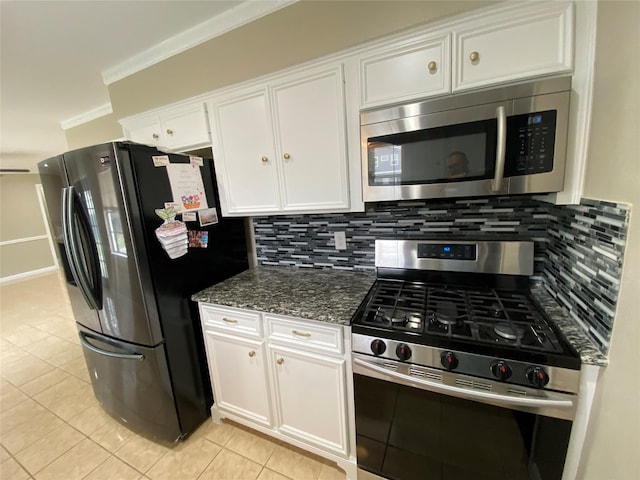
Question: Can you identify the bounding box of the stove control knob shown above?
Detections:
[370,339,386,356]
[396,343,412,361]
[490,360,512,381]
[526,366,550,388]
[440,351,459,371]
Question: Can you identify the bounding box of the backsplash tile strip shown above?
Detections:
[252,196,630,355]
[542,199,630,352]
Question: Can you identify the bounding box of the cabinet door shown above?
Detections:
[269,344,348,456]
[204,330,272,427]
[160,103,210,151]
[123,116,162,148]
[271,67,349,212]
[209,90,280,215]
[359,34,451,108]
[453,3,573,91]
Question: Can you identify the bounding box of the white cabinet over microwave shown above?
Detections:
[207,64,351,217]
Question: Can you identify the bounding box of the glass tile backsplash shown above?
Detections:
[253,197,630,354]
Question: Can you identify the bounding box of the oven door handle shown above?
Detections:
[353,357,574,410]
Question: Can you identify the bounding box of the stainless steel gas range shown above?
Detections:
[351,240,581,480]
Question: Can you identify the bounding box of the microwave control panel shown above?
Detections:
[505,110,557,177]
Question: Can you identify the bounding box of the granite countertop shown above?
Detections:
[530,285,608,367]
[193,266,607,366]
[192,266,376,326]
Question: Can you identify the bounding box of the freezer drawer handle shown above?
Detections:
[79,332,145,360]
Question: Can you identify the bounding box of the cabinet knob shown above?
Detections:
[152,133,159,140]
[261,156,269,163]
[248,351,256,358]
[428,61,437,72]
[469,51,479,62]
[166,129,173,135]
[276,358,284,365]
[283,153,290,160]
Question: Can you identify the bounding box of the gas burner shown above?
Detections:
[432,300,464,325]
[494,323,526,341]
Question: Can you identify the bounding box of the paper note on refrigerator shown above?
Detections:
[166,163,209,213]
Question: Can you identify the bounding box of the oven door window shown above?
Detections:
[354,373,571,480]
[367,119,497,187]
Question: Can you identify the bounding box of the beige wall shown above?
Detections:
[108,0,495,118]
[65,0,495,146]
[0,174,55,278]
[579,2,640,479]
[64,113,124,151]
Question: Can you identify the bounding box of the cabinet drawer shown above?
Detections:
[265,315,344,355]
[200,304,262,338]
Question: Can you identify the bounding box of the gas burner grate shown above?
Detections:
[358,279,565,353]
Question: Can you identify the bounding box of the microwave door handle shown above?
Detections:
[491,105,507,192]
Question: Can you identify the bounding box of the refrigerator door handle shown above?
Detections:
[79,332,145,360]
[62,187,91,305]
[63,186,102,310]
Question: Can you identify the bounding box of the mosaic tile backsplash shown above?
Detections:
[253,197,630,354]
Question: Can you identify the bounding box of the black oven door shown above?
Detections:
[353,355,574,480]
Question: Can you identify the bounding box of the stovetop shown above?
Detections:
[356,279,566,355]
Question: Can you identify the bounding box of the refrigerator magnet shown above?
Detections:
[199,208,218,226]
[190,156,204,167]
[152,155,170,167]
[188,231,209,248]
[182,212,197,222]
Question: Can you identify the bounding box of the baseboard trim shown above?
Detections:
[0,266,58,285]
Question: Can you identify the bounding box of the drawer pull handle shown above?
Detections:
[469,51,479,62]
[222,317,238,324]
[277,358,284,365]
[248,351,256,358]
[292,330,311,337]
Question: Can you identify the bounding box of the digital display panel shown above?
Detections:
[417,243,476,260]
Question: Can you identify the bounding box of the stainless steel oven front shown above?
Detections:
[353,353,577,480]
[360,76,571,202]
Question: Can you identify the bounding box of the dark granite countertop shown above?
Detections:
[192,266,376,326]
[193,266,607,366]
[531,285,608,367]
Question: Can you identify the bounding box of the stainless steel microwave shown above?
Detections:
[360,77,571,202]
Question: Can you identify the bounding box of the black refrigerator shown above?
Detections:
[38,142,249,442]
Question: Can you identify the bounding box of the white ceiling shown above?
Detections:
[0,0,291,172]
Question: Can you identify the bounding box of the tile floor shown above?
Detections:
[0,272,347,480]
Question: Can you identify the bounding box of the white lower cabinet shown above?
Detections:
[269,344,348,456]
[203,331,272,427]
[199,304,356,478]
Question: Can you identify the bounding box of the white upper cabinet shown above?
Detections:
[211,89,280,214]
[121,102,210,152]
[208,64,350,217]
[359,34,451,109]
[453,2,574,92]
[357,2,574,108]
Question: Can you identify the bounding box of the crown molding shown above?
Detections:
[61,103,113,130]
[101,0,298,86]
